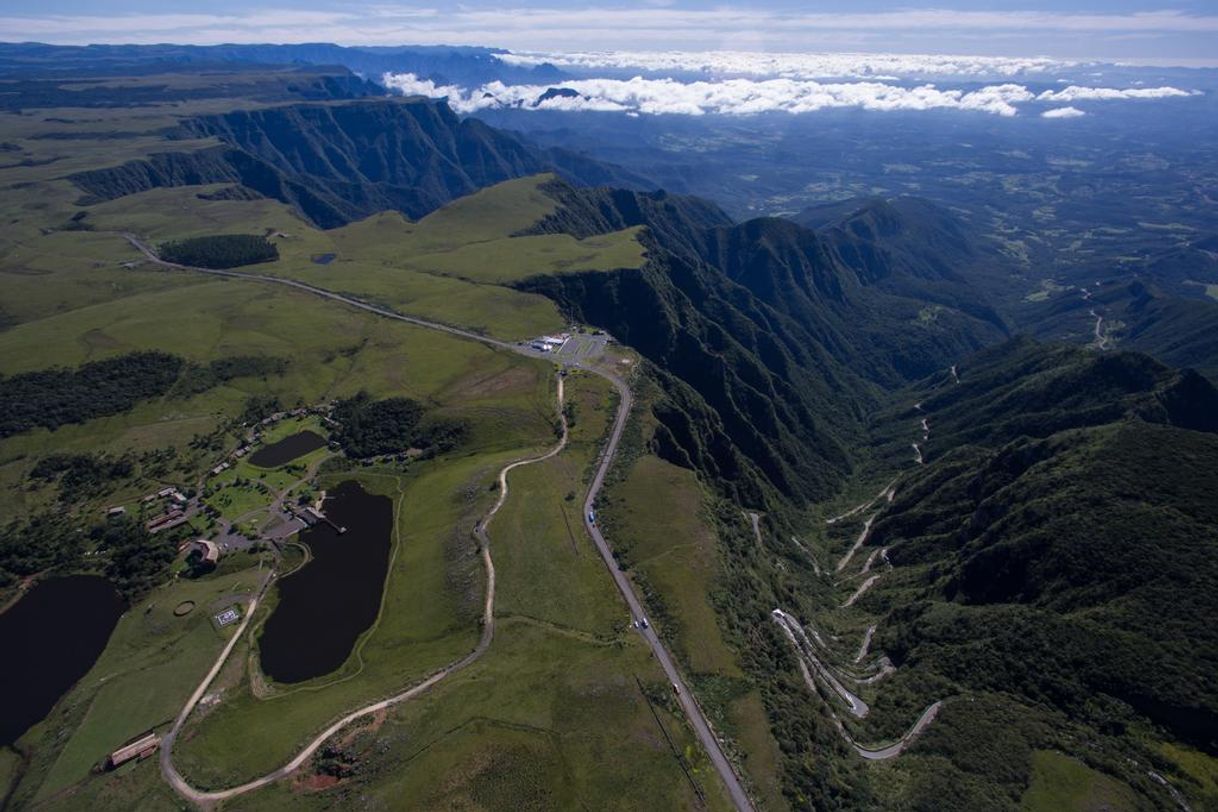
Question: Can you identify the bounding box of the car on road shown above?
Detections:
[639,617,649,629]
[587,510,596,524]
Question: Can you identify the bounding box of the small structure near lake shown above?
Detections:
[105,732,160,770]
[214,606,241,627]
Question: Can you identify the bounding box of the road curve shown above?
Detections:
[159,376,569,805]
[851,701,943,761]
[124,235,753,811]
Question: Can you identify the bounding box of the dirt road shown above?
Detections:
[126,235,752,811]
[159,376,570,805]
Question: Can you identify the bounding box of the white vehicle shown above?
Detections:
[639,617,649,629]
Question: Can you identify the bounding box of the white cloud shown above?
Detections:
[385,73,1047,117]
[1037,84,1198,102]
[1041,106,1087,118]
[384,69,1202,119]
[495,49,1076,80]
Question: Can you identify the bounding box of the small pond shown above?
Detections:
[311,253,336,265]
[258,480,393,683]
[0,575,125,745]
[248,430,328,468]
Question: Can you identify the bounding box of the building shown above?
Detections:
[105,733,160,770]
[147,514,189,534]
[300,506,326,525]
[189,539,221,565]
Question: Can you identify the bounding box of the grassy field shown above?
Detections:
[205,480,276,522]
[62,174,641,341]
[2,159,589,805]
[0,275,551,524]
[491,371,627,638]
[172,450,530,787]
[236,623,727,811]
[199,374,733,810]
[1,93,724,810]
[15,566,266,806]
[1155,741,1218,809]
[601,453,786,809]
[1020,750,1139,811]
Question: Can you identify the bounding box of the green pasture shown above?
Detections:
[18,567,265,805]
[1020,750,1139,811]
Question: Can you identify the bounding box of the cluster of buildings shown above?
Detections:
[144,487,191,534]
[229,406,329,464]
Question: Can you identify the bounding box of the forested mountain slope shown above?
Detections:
[518,180,1006,505]
[827,339,1218,808]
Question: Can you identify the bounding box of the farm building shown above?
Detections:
[105,732,159,769]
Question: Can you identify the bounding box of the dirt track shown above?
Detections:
[127,235,753,811]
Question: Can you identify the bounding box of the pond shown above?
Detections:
[310,253,336,265]
[247,430,328,468]
[0,575,125,745]
[258,480,393,683]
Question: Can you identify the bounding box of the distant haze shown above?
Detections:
[4,2,1218,64]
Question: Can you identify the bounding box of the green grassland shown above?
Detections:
[1,92,645,343]
[1020,750,1140,812]
[208,374,732,810]
[0,92,732,811]
[15,565,267,806]
[1,97,654,806]
[205,480,275,522]
[601,453,786,809]
[1155,742,1218,809]
[490,371,627,638]
[200,174,642,337]
[250,414,327,450]
[0,277,553,521]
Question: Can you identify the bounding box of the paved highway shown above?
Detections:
[124,235,753,810]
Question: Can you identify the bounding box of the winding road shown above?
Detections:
[159,378,569,805]
[836,514,878,573]
[124,235,752,811]
[1089,308,1112,350]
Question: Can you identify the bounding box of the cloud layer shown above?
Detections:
[383,72,1198,118]
[496,49,1076,80]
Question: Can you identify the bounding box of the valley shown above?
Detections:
[0,42,1216,812]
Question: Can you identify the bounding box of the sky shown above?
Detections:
[3,1,1218,64]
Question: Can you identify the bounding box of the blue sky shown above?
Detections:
[3,2,1218,64]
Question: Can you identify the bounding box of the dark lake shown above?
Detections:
[311,253,336,265]
[248,430,327,468]
[258,480,393,683]
[0,575,125,745]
